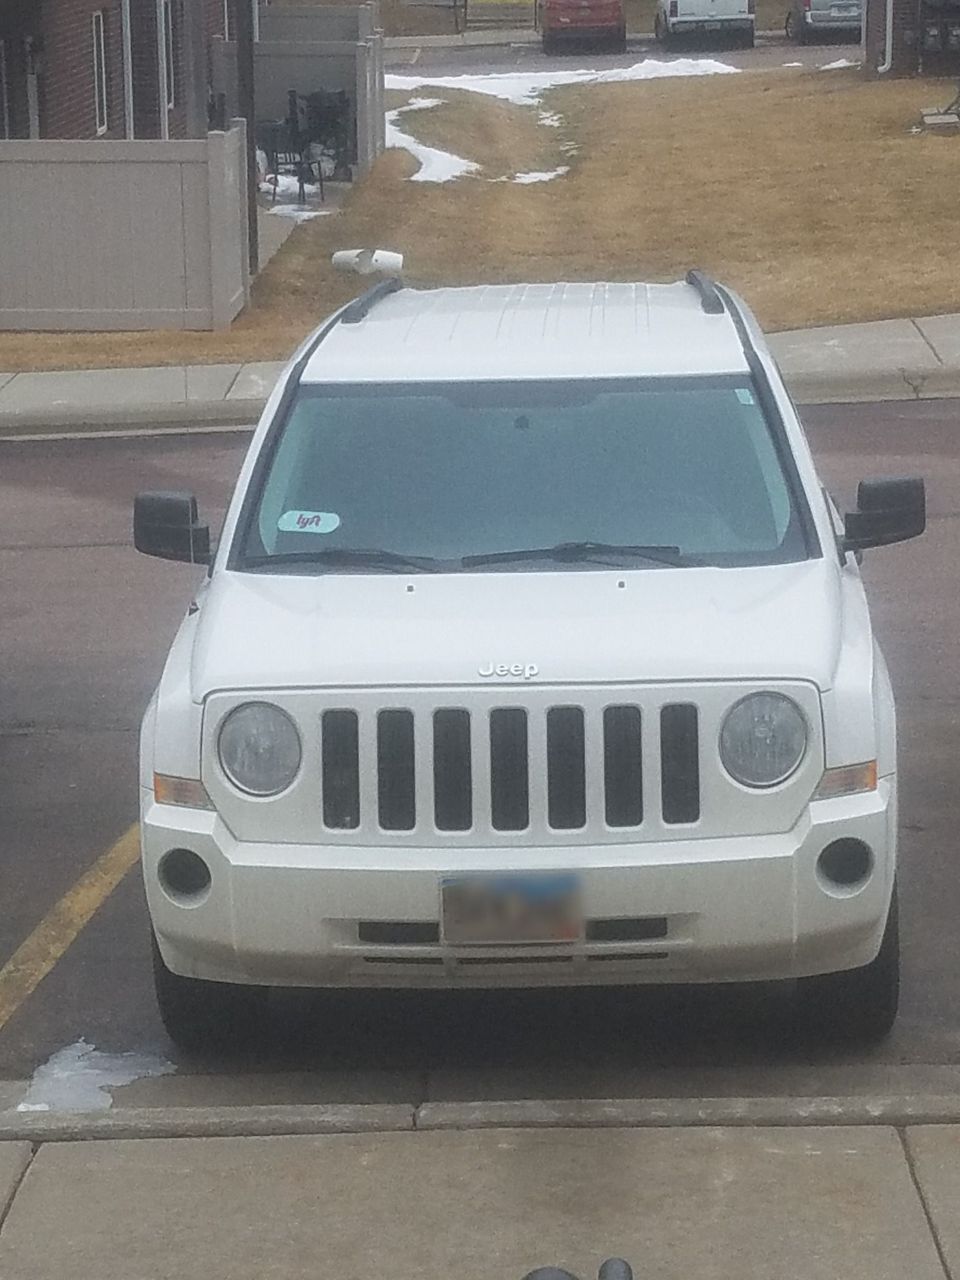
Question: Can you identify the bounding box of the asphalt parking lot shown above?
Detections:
[1,397,958,1105]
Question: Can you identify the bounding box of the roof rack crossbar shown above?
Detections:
[685,269,725,316]
[340,276,403,325]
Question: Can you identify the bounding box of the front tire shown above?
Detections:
[794,882,900,1045]
[152,931,267,1053]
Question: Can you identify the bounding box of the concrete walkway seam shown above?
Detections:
[897,1128,955,1280]
[10,1095,960,1142]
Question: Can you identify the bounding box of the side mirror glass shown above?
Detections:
[843,477,925,553]
[134,491,210,564]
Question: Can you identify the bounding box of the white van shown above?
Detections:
[655,0,754,46]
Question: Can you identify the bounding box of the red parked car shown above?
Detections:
[539,0,627,52]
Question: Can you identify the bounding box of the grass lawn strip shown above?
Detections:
[2,69,958,373]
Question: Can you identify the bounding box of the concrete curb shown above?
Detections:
[7,1095,960,1142]
[0,1103,416,1143]
[2,363,960,439]
[0,398,264,438]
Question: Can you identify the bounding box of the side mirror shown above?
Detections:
[134,491,210,564]
[842,477,925,553]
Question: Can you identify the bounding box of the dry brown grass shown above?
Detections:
[4,70,958,372]
[391,88,567,174]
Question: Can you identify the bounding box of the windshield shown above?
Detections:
[235,377,814,573]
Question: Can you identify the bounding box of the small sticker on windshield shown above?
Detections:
[736,388,755,405]
[279,510,341,534]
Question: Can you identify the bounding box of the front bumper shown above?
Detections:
[668,16,754,30]
[142,779,895,990]
[805,12,861,26]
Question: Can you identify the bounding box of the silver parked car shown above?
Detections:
[785,0,861,42]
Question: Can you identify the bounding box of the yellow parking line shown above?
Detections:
[0,824,140,1034]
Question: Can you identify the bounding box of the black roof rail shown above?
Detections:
[685,269,725,316]
[340,276,403,325]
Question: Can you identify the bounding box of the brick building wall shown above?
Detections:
[39,0,129,138]
[0,0,231,142]
[864,0,920,75]
[865,0,960,75]
[0,0,42,137]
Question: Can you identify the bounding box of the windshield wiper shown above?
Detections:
[243,547,443,573]
[461,542,696,568]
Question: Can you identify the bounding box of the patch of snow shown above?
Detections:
[539,110,564,127]
[386,101,480,183]
[268,205,336,222]
[511,166,570,183]
[819,58,860,69]
[260,172,322,197]
[404,96,446,111]
[782,61,803,67]
[17,1040,175,1113]
[386,58,739,107]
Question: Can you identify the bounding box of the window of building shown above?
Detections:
[0,41,9,140]
[163,0,176,109]
[93,12,108,135]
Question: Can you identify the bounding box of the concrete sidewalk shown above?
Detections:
[2,313,960,436]
[1,1124,959,1280]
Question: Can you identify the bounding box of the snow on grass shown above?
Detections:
[268,205,338,222]
[385,58,739,107]
[510,167,570,183]
[386,98,480,183]
[820,58,860,69]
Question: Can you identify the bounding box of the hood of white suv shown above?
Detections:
[187,559,846,697]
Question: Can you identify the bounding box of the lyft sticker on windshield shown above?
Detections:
[279,510,341,534]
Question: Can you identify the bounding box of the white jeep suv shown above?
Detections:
[135,268,925,1050]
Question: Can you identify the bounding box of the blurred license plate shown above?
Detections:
[441,874,582,946]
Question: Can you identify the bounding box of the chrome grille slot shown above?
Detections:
[377,709,416,831]
[547,706,586,830]
[433,709,473,831]
[489,707,529,832]
[660,703,700,824]
[321,709,360,829]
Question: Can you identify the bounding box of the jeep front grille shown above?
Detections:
[319,701,700,836]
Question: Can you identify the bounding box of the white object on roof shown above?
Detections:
[303,281,749,384]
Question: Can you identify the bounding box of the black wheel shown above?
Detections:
[609,23,627,51]
[739,25,755,46]
[152,930,268,1053]
[794,883,900,1045]
[542,32,559,53]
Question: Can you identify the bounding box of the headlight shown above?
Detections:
[719,692,807,788]
[217,702,302,796]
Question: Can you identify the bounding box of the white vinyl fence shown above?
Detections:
[0,123,250,332]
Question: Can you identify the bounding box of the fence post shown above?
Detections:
[207,128,235,329]
[355,43,372,175]
[231,117,252,305]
